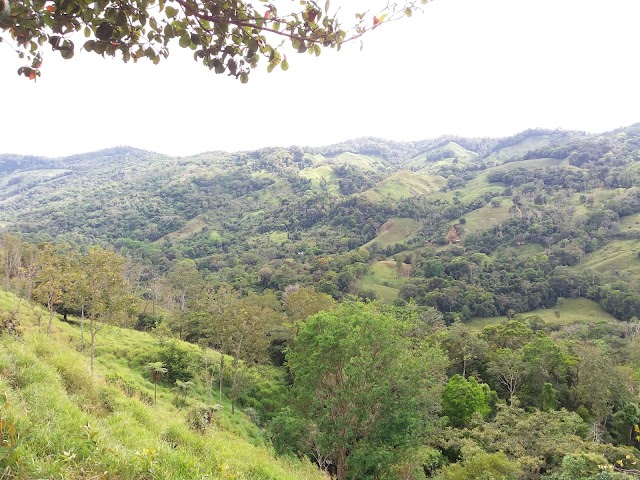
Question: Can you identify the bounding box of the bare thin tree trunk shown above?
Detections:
[47,298,54,335]
[231,335,243,415]
[90,327,96,375]
[337,444,347,480]
[80,306,85,353]
[219,351,224,403]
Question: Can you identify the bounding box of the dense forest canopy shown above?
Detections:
[3,124,640,478]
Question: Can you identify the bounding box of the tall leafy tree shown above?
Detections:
[32,244,71,335]
[0,235,39,332]
[442,375,493,427]
[201,289,282,413]
[82,247,133,374]
[488,348,527,403]
[64,253,92,353]
[440,321,487,378]
[287,301,447,480]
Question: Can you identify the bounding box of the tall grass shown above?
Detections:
[0,289,324,480]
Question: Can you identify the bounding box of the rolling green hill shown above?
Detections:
[3,124,640,318]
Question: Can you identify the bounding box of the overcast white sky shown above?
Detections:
[1,0,640,158]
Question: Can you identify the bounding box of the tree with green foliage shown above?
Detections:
[64,252,91,352]
[435,452,521,480]
[541,382,560,412]
[571,343,634,443]
[145,361,168,406]
[81,247,133,375]
[611,403,640,446]
[174,379,195,409]
[32,244,70,335]
[488,348,527,403]
[287,301,447,480]
[200,290,282,414]
[442,375,493,427]
[200,348,219,405]
[440,321,487,378]
[545,454,617,480]
[283,285,336,323]
[2,0,429,80]
[481,320,533,350]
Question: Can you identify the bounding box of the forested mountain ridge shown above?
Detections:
[5,125,640,479]
[3,124,640,322]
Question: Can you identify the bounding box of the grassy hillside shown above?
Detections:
[469,298,620,330]
[364,218,421,247]
[483,135,553,164]
[0,289,324,480]
[363,170,442,202]
[457,200,513,238]
[582,239,640,283]
[360,260,411,302]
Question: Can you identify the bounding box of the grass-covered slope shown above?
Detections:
[468,298,620,330]
[0,290,323,480]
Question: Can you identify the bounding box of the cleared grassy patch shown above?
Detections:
[436,169,506,204]
[363,170,442,202]
[361,261,410,303]
[582,239,640,282]
[619,212,640,234]
[157,215,208,243]
[469,298,620,330]
[489,243,546,262]
[458,200,513,237]
[362,282,400,303]
[332,152,383,171]
[494,157,566,170]
[364,218,421,247]
[407,142,478,171]
[483,135,553,164]
[299,165,341,193]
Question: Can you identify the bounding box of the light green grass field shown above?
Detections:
[582,239,640,282]
[361,260,410,303]
[299,165,341,193]
[490,243,546,262]
[493,157,566,170]
[457,200,513,237]
[331,152,383,171]
[619,212,640,233]
[157,215,208,243]
[364,218,421,248]
[0,168,71,188]
[363,170,442,202]
[483,135,553,164]
[407,142,478,171]
[469,298,620,330]
[269,231,288,244]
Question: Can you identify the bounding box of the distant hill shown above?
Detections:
[3,123,640,321]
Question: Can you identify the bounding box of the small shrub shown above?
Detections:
[0,312,22,337]
[137,389,154,406]
[185,403,220,433]
[243,407,261,427]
